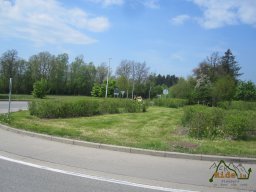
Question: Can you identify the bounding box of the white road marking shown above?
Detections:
[0,155,197,192]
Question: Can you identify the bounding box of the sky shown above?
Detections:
[0,0,256,82]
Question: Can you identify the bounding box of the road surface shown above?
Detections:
[0,101,28,113]
[0,126,255,192]
[0,158,168,192]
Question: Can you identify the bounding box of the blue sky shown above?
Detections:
[0,0,256,82]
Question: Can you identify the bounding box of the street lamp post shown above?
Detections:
[105,58,111,98]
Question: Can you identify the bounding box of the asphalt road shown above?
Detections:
[0,158,166,192]
[0,101,28,113]
[0,127,255,192]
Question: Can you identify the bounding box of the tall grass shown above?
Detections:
[152,98,188,108]
[29,98,147,118]
[218,100,256,110]
[182,105,256,140]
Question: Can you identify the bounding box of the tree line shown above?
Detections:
[0,49,178,98]
[171,49,256,104]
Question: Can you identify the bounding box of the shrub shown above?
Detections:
[218,101,256,111]
[182,105,256,140]
[223,110,256,140]
[235,81,256,101]
[32,79,48,99]
[29,98,147,119]
[153,98,188,108]
[182,106,224,139]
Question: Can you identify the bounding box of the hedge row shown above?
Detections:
[152,98,188,108]
[182,105,256,140]
[218,100,256,111]
[29,98,147,118]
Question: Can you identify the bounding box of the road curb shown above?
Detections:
[1,123,256,164]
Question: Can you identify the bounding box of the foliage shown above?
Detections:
[218,100,256,111]
[0,113,12,124]
[223,110,256,140]
[32,79,48,99]
[211,75,236,104]
[192,49,243,105]
[29,98,147,118]
[235,81,256,101]
[169,77,196,103]
[182,105,256,140]
[153,98,188,108]
[116,60,150,98]
[91,83,104,97]
[220,49,242,80]
[194,74,212,105]
[154,74,178,87]
[91,79,116,97]
[0,49,28,93]
[182,106,224,139]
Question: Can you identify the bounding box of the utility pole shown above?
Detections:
[8,78,12,117]
[105,58,111,98]
[132,62,135,99]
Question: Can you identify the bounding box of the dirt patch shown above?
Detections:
[170,141,198,150]
[171,126,188,136]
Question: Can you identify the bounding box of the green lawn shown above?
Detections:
[0,94,34,101]
[2,106,255,158]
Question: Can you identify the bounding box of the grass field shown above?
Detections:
[1,106,255,158]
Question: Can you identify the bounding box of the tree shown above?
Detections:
[116,60,132,98]
[219,49,242,81]
[14,59,29,94]
[95,63,108,84]
[32,79,48,99]
[91,83,104,97]
[194,74,212,105]
[170,77,196,102]
[235,81,256,101]
[133,61,149,98]
[68,56,84,95]
[49,53,69,94]
[28,52,55,82]
[212,76,236,104]
[0,49,19,92]
[193,61,212,80]
[91,79,116,97]
[146,73,156,99]
[80,62,97,95]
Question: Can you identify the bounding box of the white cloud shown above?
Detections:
[192,0,256,29]
[89,0,124,6]
[170,52,185,62]
[0,0,110,45]
[170,14,190,25]
[143,0,160,9]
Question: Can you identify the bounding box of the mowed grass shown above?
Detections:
[3,106,256,158]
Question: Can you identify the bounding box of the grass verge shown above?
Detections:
[1,106,255,158]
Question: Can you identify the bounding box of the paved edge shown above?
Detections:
[1,123,256,164]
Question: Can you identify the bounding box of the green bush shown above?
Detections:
[223,110,256,140]
[32,79,48,99]
[0,113,12,124]
[218,101,256,111]
[29,98,147,118]
[182,105,256,140]
[182,106,224,139]
[153,98,188,108]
